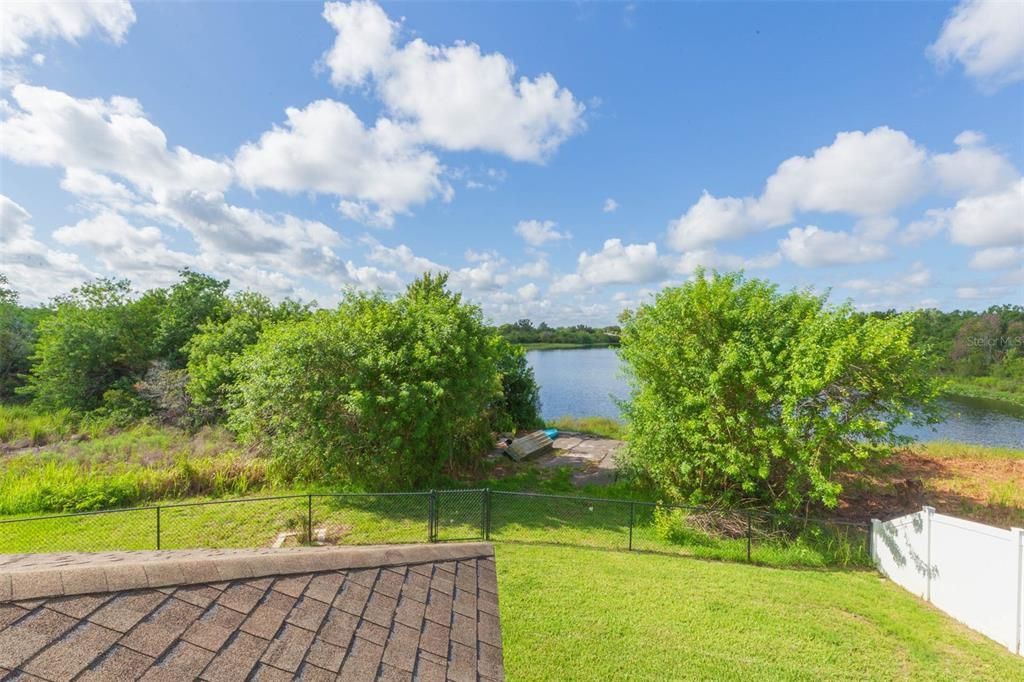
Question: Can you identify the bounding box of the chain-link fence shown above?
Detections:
[0,489,872,568]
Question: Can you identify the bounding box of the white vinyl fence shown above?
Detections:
[872,506,1024,655]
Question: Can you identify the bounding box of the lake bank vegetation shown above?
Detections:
[2,269,1020,532]
[494,319,619,348]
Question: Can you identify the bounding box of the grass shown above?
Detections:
[915,439,1024,460]
[0,404,119,446]
[0,422,275,515]
[546,415,627,440]
[945,376,1024,408]
[497,544,1024,681]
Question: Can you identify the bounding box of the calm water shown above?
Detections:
[526,347,1024,448]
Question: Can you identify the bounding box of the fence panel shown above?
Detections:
[0,507,158,553]
[158,495,308,550]
[434,489,485,542]
[312,493,431,546]
[874,507,1023,655]
[489,491,632,550]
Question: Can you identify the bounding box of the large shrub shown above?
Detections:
[186,292,310,418]
[25,279,162,411]
[492,338,543,432]
[229,274,508,487]
[618,271,940,513]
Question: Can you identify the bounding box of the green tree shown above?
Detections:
[186,291,311,416]
[492,338,543,432]
[25,279,161,411]
[229,274,503,487]
[154,269,229,367]
[0,274,38,400]
[618,271,940,513]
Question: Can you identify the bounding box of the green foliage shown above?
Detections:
[496,318,620,346]
[185,291,311,416]
[0,273,49,400]
[154,269,230,367]
[230,274,506,487]
[619,271,941,513]
[492,338,543,431]
[24,279,161,411]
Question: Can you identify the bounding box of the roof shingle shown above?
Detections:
[0,543,503,681]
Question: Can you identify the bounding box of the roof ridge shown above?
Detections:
[0,543,494,603]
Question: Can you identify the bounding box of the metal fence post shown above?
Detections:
[307,494,313,545]
[628,502,635,551]
[483,488,491,541]
[156,506,161,550]
[429,490,437,543]
[746,511,752,562]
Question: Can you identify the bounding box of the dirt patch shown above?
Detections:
[834,449,1024,528]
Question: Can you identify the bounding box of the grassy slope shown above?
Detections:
[497,544,1023,681]
[943,377,1024,408]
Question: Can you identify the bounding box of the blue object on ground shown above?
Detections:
[544,428,559,440]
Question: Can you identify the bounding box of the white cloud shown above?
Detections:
[674,248,781,275]
[0,194,95,302]
[969,246,1023,270]
[553,239,666,292]
[0,85,232,197]
[778,226,889,267]
[945,179,1024,247]
[842,262,932,300]
[321,0,397,87]
[0,1,135,57]
[602,198,619,213]
[514,219,570,246]
[363,238,444,274]
[322,1,585,162]
[956,285,1018,300]
[60,167,136,202]
[931,130,1018,196]
[668,127,928,250]
[234,99,447,226]
[927,0,1024,89]
[517,283,540,301]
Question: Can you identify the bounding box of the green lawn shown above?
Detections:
[497,544,1024,681]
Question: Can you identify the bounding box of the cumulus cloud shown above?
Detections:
[0,194,95,301]
[553,239,666,292]
[602,198,619,213]
[931,130,1018,196]
[0,85,233,196]
[514,219,570,246]
[667,127,928,250]
[969,246,1023,270]
[927,0,1024,89]
[945,179,1024,247]
[778,226,889,267]
[235,99,448,226]
[0,1,135,57]
[321,1,585,162]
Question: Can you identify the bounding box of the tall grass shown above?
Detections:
[0,404,118,446]
[914,439,1024,460]
[547,415,627,440]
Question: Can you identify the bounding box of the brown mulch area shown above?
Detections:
[832,449,1024,528]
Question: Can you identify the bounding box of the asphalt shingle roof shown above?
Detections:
[0,543,502,681]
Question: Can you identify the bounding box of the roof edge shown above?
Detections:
[0,542,494,602]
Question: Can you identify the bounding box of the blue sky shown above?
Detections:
[1,1,1021,324]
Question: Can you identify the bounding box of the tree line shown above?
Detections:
[495,319,620,346]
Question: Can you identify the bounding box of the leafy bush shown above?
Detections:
[492,338,543,432]
[186,292,311,418]
[230,274,510,488]
[619,270,941,513]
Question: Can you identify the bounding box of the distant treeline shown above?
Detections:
[864,305,1024,404]
[495,319,620,346]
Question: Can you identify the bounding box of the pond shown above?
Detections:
[526,347,1024,448]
